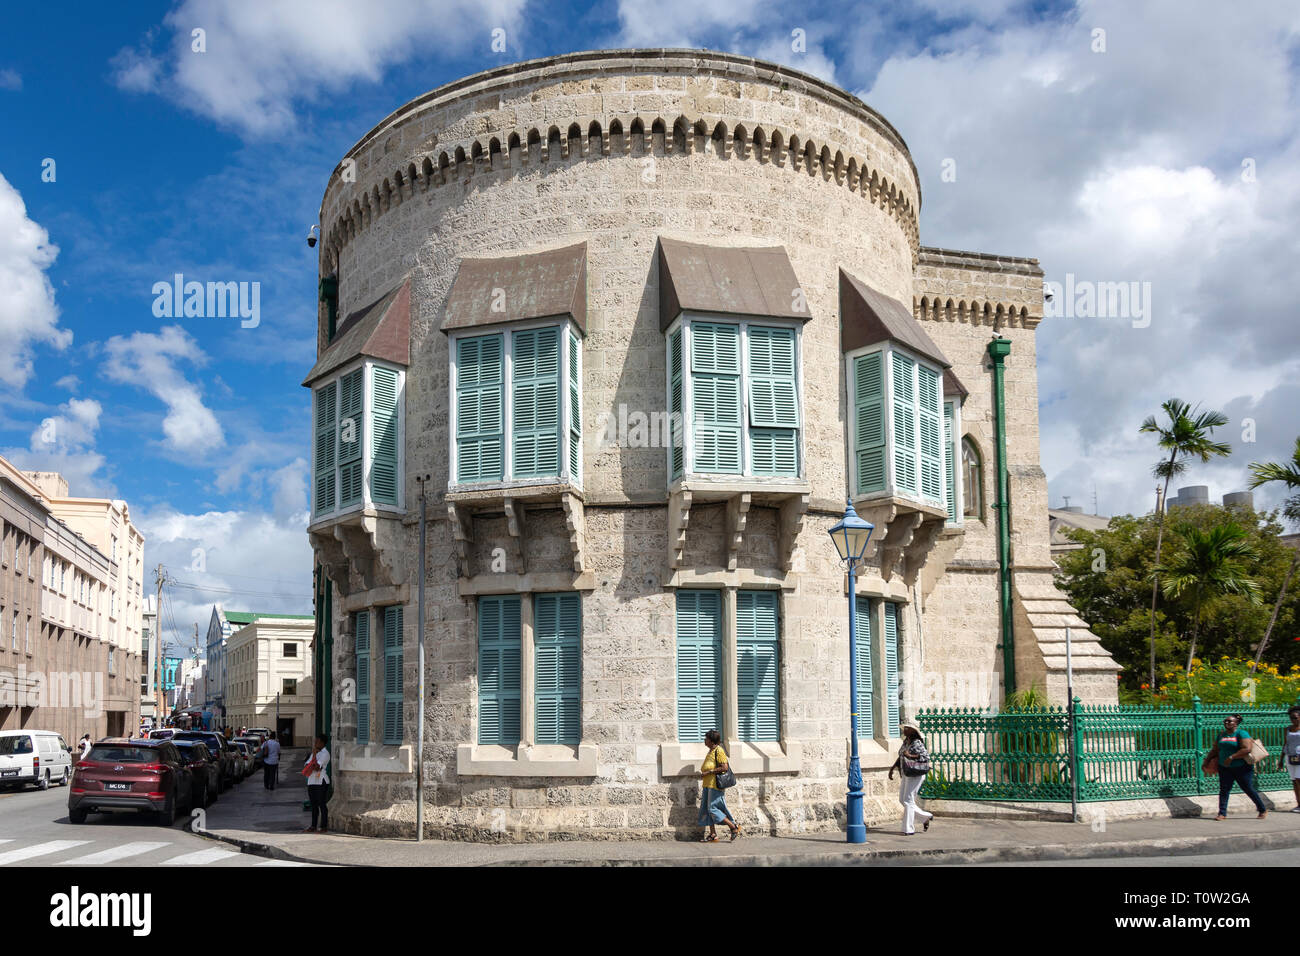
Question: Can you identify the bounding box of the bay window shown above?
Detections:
[311,361,404,520]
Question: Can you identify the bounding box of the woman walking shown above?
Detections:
[888,721,933,835]
[698,729,741,843]
[1281,706,1300,812]
[303,734,331,833]
[1206,714,1267,821]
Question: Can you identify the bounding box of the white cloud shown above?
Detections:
[112,0,528,136]
[55,374,79,391]
[0,69,21,91]
[101,324,225,453]
[136,505,313,650]
[0,173,72,388]
[0,397,111,497]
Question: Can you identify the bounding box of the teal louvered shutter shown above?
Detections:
[736,591,780,742]
[690,323,742,474]
[371,365,400,506]
[382,605,403,745]
[355,610,371,744]
[456,335,504,483]
[534,593,581,745]
[943,401,957,522]
[854,595,874,738]
[478,596,521,745]
[337,368,364,507]
[675,591,722,742]
[512,327,561,478]
[668,328,685,478]
[918,365,943,503]
[313,383,337,514]
[883,601,900,738]
[854,353,887,495]
[891,351,918,495]
[567,331,581,480]
[747,326,799,477]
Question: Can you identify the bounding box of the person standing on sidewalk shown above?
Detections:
[304,735,331,833]
[697,729,740,843]
[78,735,92,759]
[261,733,281,791]
[1206,714,1267,821]
[1280,706,1300,812]
[889,721,934,835]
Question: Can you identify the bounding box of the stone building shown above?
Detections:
[304,50,1120,840]
[0,456,143,744]
[223,613,315,745]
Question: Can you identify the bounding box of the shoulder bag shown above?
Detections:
[711,747,737,789]
[901,743,931,778]
[1244,738,1269,766]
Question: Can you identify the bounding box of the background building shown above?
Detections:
[223,613,315,744]
[0,456,144,744]
[305,50,1120,840]
[203,605,235,726]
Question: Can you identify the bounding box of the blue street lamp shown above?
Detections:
[828,498,875,844]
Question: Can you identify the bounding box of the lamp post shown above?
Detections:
[828,498,875,844]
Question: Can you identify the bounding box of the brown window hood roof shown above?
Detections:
[839,269,950,368]
[440,241,587,335]
[658,237,810,332]
[302,277,411,387]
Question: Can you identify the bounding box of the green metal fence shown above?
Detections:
[919,697,1297,802]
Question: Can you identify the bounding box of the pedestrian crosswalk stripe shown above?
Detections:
[256,858,314,866]
[56,841,172,865]
[0,840,91,865]
[160,847,242,866]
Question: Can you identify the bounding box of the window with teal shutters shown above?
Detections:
[382,605,403,745]
[690,323,742,474]
[337,368,364,507]
[478,595,521,746]
[747,326,799,477]
[512,327,561,478]
[313,383,337,515]
[534,593,581,745]
[456,335,504,483]
[943,401,957,523]
[371,365,400,506]
[668,328,684,478]
[355,610,371,744]
[675,590,722,742]
[736,591,779,741]
[918,366,943,504]
[891,351,918,495]
[853,352,886,495]
[854,595,874,738]
[567,331,581,481]
[883,601,900,738]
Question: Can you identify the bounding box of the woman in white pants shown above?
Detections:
[889,721,934,835]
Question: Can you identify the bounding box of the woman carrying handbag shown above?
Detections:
[889,720,934,835]
[698,729,741,843]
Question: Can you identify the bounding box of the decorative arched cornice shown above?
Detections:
[912,295,1037,330]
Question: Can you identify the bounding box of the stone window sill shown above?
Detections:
[456,742,599,777]
[337,743,413,774]
[660,740,803,776]
[847,737,904,772]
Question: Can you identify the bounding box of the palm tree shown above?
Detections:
[1156,522,1261,675]
[1139,399,1231,686]
[1247,436,1300,671]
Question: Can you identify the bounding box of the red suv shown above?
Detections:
[68,738,195,825]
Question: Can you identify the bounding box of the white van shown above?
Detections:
[0,730,74,790]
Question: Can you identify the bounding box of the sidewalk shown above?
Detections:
[195,773,1300,866]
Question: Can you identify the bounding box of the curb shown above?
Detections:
[189,824,1300,868]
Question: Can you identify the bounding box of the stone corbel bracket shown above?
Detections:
[725,492,751,571]
[503,497,527,574]
[668,488,693,569]
[900,514,945,587]
[309,529,351,597]
[334,523,375,592]
[855,501,899,564]
[447,502,474,574]
[877,511,922,583]
[778,494,809,573]
[561,493,586,574]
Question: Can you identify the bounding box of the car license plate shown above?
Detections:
[0,769,17,777]
[105,783,129,791]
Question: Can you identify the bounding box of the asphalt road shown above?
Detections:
[0,774,313,867]
[960,846,1300,867]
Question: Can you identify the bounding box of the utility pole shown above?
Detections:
[415,474,431,842]
[149,565,164,727]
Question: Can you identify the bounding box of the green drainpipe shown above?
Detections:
[987,337,1016,698]
[312,564,334,806]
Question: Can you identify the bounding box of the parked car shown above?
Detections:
[171,740,219,807]
[0,730,74,790]
[68,738,194,825]
[247,727,274,745]
[148,728,179,740]
[229,741,254,778]
[171,731,236,790]
[233,737,264,768]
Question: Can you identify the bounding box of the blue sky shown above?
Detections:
[2,1,1298,651]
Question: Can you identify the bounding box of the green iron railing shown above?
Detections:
[919,697,1298,802]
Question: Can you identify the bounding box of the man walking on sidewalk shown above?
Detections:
[261,733,281,790]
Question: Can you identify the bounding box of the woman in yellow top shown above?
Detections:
[698,729,741,842]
